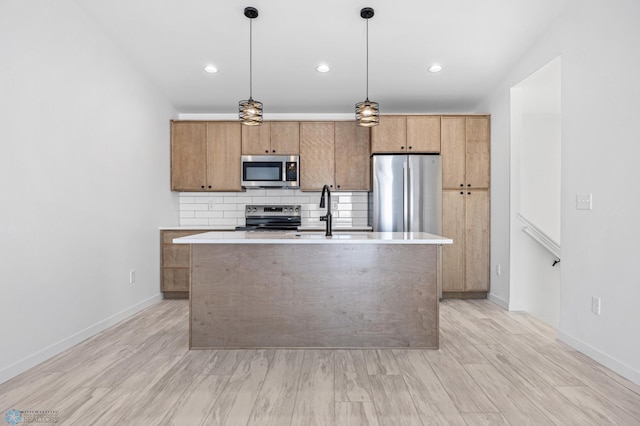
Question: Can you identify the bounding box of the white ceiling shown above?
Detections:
[75,0,569,114]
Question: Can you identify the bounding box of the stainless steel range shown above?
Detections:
[235,204,301,231]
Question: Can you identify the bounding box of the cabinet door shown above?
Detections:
[171,121,207,191]
[407,116,441,152]
[371,115,407,153]
[441,117,466,190]
[162,268,190,292]
[465,190,489,291]
[442,190,466,291]
[242,123,271,155]
[466,117,490,188]
[300,122,335,191]
[270,122,300,155]
[334,122,370,191]
[207,122,242,191]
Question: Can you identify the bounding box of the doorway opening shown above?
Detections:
[509,56,562,327]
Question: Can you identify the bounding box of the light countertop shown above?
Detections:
[160,226,373,231]
[173,231,452,245]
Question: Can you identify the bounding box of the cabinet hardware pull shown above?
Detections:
[468,192,471,195]
[265,150,269,153]
[460,191,464,195]
[460,184,464,187]
[468,184,471,187]
[408,146,412,149]
[401,146,405,150]
[201,185,205,189]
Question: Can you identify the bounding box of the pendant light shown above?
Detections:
[239,7,263,126]
[355,7,379,127]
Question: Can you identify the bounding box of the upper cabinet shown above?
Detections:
[241,122,300,155]
[171,121,208,191]
[441,116,490,189]
[300,122,335,191]
[171,121,242,192]
[371,115,440,153]
[300,122,370,191]
[334,122,371,191]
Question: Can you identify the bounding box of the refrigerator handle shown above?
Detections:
[403,161,409,231]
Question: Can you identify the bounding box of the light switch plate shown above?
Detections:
[576,193,592,210]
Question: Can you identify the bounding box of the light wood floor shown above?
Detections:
[2,299,639,425]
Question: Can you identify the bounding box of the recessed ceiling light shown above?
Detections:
[204,65,218,74]
[316,64,330,73]
[429,64,443,73]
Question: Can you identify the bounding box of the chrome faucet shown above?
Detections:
[319,184,333,237]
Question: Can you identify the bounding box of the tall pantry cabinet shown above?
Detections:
[441,116,490,296]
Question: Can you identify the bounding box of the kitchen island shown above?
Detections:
[173,231,452,349]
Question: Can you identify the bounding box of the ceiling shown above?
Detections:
[75,0,570,115]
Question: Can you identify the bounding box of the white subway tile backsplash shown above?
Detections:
[353,203,368,211]
[208,218,238,227]
[244,188,267,196]
[226,196,253,204]
[253,196,282,204]
[353,217,369,227]
[180,203,208,211]
[211,204,238,211]
[181,218,210,226]
[179,189,371,228]
[223,210,245,218]
[195,211,224,218]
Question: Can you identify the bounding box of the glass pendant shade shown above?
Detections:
[239,97,263,126]
[355,99,379,127]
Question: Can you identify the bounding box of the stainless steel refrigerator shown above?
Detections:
[369,154,442,234]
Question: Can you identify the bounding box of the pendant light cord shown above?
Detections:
[249,18,253,99]
[366,18,369,100]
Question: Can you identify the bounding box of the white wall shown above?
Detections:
[479,0,640,383]
[0,0,178,383]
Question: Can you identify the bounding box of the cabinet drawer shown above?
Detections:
[162,245,191,267]
[162,268,190,292]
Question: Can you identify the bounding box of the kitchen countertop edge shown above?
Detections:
[173,231,452,245]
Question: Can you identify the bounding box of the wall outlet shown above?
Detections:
[130,270,136,284]
[576,194,593,210]
[208,200,216,210]
[496,264,502,276]
[591,296,601,315]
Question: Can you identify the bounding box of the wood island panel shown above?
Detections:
[190,243,438,349]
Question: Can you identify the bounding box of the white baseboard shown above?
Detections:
[0,294,163,385]
[557,331,640,386]
[488,293,509,310]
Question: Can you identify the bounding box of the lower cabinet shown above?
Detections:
[160,230,208,298]
[442,189,490,297]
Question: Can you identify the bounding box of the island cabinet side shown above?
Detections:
[189,243,439,349]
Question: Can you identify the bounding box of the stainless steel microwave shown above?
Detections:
[241,155,300,188]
